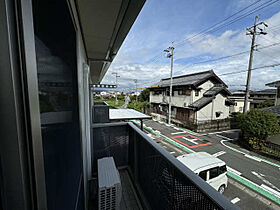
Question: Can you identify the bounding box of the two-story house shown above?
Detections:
[149,70,234,125]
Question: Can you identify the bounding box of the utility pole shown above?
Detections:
[243,16,268,114]
[164,42,174,124]
[112,72,120,105]
[134,79,138,103]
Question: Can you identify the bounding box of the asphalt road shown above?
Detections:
[138,119,280,210]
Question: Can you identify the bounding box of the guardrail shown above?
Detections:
[91,122,239,210]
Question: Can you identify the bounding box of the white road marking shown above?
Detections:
[170,151,175,154]
[163,146,167,148]
[261,184,280,198]
[245,154,261,162]
[182,137,199,145]
[252,171,280,192]
[231,197,240,204]
[157,132,196,153]
[171,131,186,135]
[227,167,242,176]
[221,139,280,169]
[216,134,233,141]
[212,151,226,157]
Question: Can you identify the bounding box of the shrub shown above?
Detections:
[257,99,275,108]
[239,109,280,143]
[139,88,150,102]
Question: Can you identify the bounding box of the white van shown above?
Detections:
[177,152,228,194]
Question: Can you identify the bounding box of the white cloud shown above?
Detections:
[102,11,280,91]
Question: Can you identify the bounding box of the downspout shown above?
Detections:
[211,98,215,121]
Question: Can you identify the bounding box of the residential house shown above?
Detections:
[266,80,280,106]
[228,91,251,113]
[249,89,276,108]
[149,70,235,125]
[0,0,237,210]
[228,89,276,113]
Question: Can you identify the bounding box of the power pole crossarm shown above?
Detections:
[243,16,268,114]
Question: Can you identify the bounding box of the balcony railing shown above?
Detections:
[92,101,109,123]
[91,121,239,210]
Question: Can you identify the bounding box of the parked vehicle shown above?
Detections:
[177,152,228,194]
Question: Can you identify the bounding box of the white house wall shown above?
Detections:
[193,80,215,102]
[196,102,213,122]
[229,98,250,113]
[196,94,229,122]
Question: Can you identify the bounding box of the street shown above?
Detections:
[135,119,280,210]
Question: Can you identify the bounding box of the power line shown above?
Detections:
[176,0,279,48]
[218,62,280,76]
[122,41,280,89]
[174,41,280,73]
[144,0,268,63]
[175,0,264,48]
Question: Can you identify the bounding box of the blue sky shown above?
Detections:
[103,0,280,91]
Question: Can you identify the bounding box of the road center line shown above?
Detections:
[231,197,240,204]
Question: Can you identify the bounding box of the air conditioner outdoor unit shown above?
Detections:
[98,157,122,210]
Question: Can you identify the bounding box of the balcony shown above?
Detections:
[89,119,239,209]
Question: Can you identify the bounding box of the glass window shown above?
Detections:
[33,0,83,208]
[209,167,219,179]
[219,165,227,174]
[199,170,207,181]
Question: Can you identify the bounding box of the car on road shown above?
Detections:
[177,152,228,194]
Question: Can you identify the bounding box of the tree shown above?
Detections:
[257,99,275,108]
[239,109,280,143]
[139,88,150,102]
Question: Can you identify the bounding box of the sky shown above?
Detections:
[102,0,280,92]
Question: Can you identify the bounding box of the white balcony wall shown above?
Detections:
[150,92,163,103]
[171,91,192,107]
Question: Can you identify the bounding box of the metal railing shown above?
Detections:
[91,122,239,210]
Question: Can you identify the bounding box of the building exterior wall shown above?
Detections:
[150,80,216,108]
[229,98,250,113]
[69,1,92,207]
[150,92,163,103]
[196,94,229,122]
[171,91,192,107]
[193,80,215,102]
[196,102,213,122]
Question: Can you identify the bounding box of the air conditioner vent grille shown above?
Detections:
[98,157,122,210]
